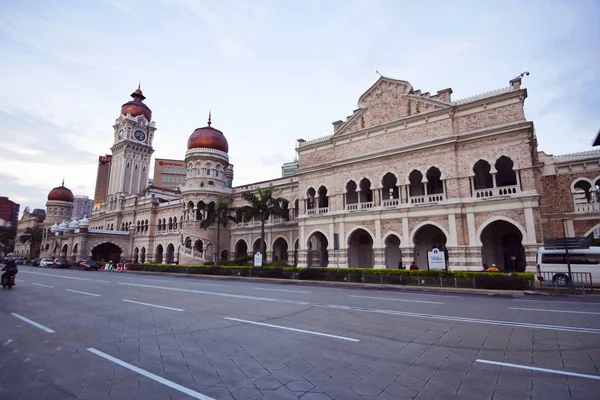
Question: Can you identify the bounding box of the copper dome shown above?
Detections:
[187,113,229,153]
[120,86,152,121]
[47,181,74,202]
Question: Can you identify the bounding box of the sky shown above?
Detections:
[0,0,599,212]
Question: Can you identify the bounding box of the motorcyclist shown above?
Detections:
[2,259,18,284]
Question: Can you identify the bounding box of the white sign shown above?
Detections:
[253,252,263,267]
[427,248,446,270]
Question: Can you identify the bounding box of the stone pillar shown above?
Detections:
[400,246,413,268]
[524,244,540,273]
[373,247,385,269]
[297,249,308,268]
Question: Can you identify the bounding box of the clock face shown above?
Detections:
[134,130,146,141]
[118,129,124,140]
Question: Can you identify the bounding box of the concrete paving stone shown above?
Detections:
[254,377,283,390]
[286,380,315,392]
[330,370,360,384]
[203,385,233,399]
[231,387,264,400]
[286,360,315,374]
[426,374,462,393]
[260,386,305,400]
[456,383,495,400]
[300,393,333,400]
[492,388,533,400]
[262,361,288,371]
[384,384,419,398]
[240,366,271,379]
[394,374,428,388]
[346,363,375,376]
[302,371,331,382]
[350,382,382,396]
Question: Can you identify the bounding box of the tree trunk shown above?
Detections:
[215,217,221,267]
[260,215,266,262]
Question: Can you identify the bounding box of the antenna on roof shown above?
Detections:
[376,70,383,77]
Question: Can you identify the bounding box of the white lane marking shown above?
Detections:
[87,348,215,399]
[10,313,55,333]
[15,279,24,283]
[32,283,53,288]
[509,307,600,316]
[187,282,229,287]
[224,317,359,342]
[122,299,184,312]
[253,287,311,294]
[66,289,101,297]
[475,359,600,381]
[350,295,443,304]
[20,271,91,281]
[516,299,600,306]
[117,282,600,334]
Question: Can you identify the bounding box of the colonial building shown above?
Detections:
[13,207,46,259]
[24,75,599,272]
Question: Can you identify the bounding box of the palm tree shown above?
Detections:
[238,185,289,263]
[199,197,237,266]
[20,226,44,259]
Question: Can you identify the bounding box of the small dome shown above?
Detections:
[187,112,229,153]
[48,181,74,202]
[79,215,89,228]
[58,221,68,232]
[50,223,59,233]
[68,219,79,229]
[120,86,152,121]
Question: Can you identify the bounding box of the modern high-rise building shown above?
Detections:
[281,160,299,177]
[93,155,112,209]
[0,196,20,228]
[153,158,186,190]
[73,195,94,219]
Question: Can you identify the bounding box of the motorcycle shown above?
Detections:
[1,274,16,289]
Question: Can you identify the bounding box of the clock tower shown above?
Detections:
[107,86,156,197]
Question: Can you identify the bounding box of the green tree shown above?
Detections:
[238,185,289,262]
[0,226,17,254]
[199,197,237,266]
[20,226,44,259]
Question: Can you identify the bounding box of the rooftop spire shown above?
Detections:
[208,111,212,126]
[62,178,64,186]
[138,81,141,90]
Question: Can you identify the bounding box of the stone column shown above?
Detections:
[373,247,385,269]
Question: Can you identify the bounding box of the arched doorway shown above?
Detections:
[413,224,447,269]
[134,247,139,263]
[481,220,526,272]
[272,237,289,263]
[235,240,247,259]
[166,243,175,264]
[221,249,229,261]
[155,244,163,263]
[72,243,78,261]
[294,239,299,266]
[253,238,267,262]
[61,244,68,258]
[91,243,123,263]
[307,232,328,267]
[348,229,374,268]
[140,247,146,263]
[385,235,402,269]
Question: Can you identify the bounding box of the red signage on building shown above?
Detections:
[158,161,184,167]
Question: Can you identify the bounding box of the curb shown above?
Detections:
[118,269,530,298]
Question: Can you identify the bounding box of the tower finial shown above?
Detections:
[208,111,212,126]
[62,178,64,186]
[138,81,141,90]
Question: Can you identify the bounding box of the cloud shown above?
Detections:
[0,172,50,211]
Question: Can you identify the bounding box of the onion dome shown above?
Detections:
[68,219,79,229]
[58,221,68,232]
[120,85,152,121]
[48,180,75,202]
[187,112,229,153]
[79,215,89,228]
[50,223,59,233]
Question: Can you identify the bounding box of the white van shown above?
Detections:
[536,246,600,287]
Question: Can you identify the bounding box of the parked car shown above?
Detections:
[12,258,24,265]
[53,258,70,269]
[40,258,54,268]
[78,260,99,271]
[31,258,41,267]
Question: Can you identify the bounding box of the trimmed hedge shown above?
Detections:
[126,263,534,290]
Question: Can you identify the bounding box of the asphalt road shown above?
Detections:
[1,266,600,400]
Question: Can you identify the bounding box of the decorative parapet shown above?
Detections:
[185,147,229,161]
[233,176,299,192]
[554,149,600,160]
[88,229,130,236]
[452,86,516,106]
[297,134,333,148]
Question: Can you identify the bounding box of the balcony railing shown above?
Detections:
[346,204,358,211]
[307,207,329,215]
[575,203,600,212]
[497,185,519,196]
[360,202,373,210]
[382,199,400,207]
[409,193,446,205]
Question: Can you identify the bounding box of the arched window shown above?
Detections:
[345,181,358,210]
[409,170,425,200]
[426,167,444,202]
[168,217,173,230]
[381,173,399,206]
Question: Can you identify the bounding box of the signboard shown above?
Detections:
[253,252,263,267]
[543,237,591,250]
[427,248,446,270]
